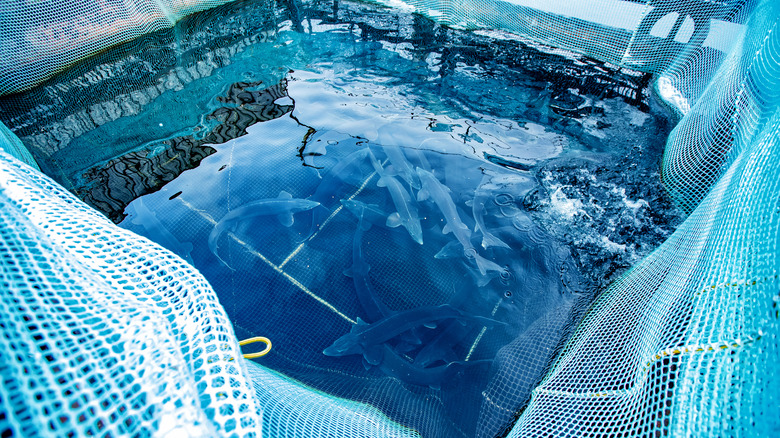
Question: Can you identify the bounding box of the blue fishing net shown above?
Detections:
[0,0,777,436]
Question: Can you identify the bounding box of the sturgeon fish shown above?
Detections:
[469,175,511,250]
[368,149,423,245]
[341,200,395,322]
[307,147,373,238]
[323,304,498,363]
[382,144,420,189]
[372,343,491,389]
[209,191,319,268]
[416,167,505,276]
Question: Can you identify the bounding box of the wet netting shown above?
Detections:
[0,0,777,436]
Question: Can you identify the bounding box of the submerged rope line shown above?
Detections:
[178,155,390,328]
[279,159,385,269]
[178,197,355,324]
[226,231,357,324]
[465,298,503,361]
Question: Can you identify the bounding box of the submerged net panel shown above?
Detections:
[510,0,780,435]
[0,148,418,437]
[0,0,778,437]
[0,0,235,96]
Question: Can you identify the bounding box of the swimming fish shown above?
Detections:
[128,197,194,265]
[209,191,319,268]
[307,148,373,238]
[368,150,423,245]
[413,319,474,367]
[371,342,491,389]
[405,147,432,173]
[341,200,395,322]
[382,144,420,189]
[416,167,504,277]
[322,304,496,362]
[341,199,388,230]
[469,175,511,250]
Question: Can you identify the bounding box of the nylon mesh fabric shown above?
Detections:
[0,150,419,437]
[0,0,238,96]
[0,0,778,436]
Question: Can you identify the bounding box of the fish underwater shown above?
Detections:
[468,174,511,250]
[371,342,491,389]
[341,199,395,322]
[208,190,319,268]
[322,304,500,364]
[382,144,420,190]
[368,149,424,245]
[413,319,475,367]
[306,147,374,238]
[416,167,506,278]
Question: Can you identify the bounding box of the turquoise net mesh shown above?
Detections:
[0,0,778,436]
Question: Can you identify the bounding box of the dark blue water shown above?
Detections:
[1,1,681,436]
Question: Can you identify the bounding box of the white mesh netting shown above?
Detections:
[0,0,239,96]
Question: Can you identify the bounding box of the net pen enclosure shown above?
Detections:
[0,0,777,437]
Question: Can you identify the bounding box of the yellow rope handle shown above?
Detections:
[239,336,272,359]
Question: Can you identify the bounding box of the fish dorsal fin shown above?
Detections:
[386,212,402,228]
[464,199,473,207]
[423,321,437,329]
[278,212,295,227]
[343,267,354,278]
[417,189,430,202]
[278,190,293,199]
[377,177,388,188]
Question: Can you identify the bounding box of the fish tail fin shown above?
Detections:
[208,228,234,270]
[473,253,490,276]
[481,233,510,249]
[304,205,331,239]
[434,241,461,259]
[214,250,235,271]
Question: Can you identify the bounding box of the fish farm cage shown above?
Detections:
[0,0,778,437]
